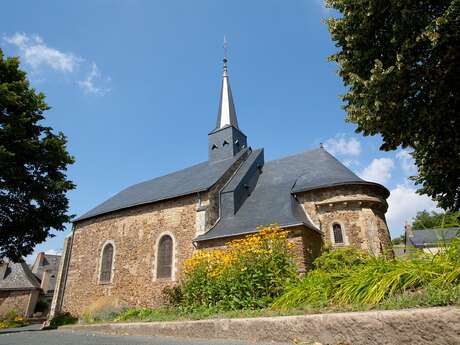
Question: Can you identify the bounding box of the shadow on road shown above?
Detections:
[0,324,45,335]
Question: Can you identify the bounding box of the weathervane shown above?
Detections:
[223,36,228,75]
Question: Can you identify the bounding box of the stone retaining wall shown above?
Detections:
[61,307,460,345]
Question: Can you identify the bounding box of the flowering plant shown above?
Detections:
[177,224,298,311]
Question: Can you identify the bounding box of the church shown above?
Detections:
[52,56,392,316]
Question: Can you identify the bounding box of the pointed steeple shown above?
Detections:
[208,38,247,161]
[215,39,239,130]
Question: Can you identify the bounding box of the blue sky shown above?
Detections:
[1,0,438,261]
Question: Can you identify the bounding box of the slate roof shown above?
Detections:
[292,149,389,196]
[31,253,61,281]
[0,261,41,291]
[406,228,460,248]
[195,147,386,241]
[75,149,248,222]
[31,253,61,293]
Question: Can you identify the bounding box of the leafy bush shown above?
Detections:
[313,246,369,271]
[162,285,183,307]
[177,224,298,311]
[49,312,78,327]
[0,310,28,329]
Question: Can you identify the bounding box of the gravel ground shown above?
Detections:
[0,324,291,345]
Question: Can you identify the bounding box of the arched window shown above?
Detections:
[157,235,173,279]
[100,243,114,283]
[333,223,344,244]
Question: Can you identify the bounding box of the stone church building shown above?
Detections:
[52,58,392,316]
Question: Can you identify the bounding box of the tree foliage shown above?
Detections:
[0,49,75,261]
[412,210,460,229]
[326,0,460,210]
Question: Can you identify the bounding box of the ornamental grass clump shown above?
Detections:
[178,224,298,311]
[274,239,460,310]
[273,246,369,310]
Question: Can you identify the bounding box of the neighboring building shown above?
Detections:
[54,57,392,317]
[0,261,41,317]
[0,253,61,318]
[31,252,61,305]
[405,224,460,254]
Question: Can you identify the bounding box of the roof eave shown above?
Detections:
[292,181,390,198]
[194,221,322,243]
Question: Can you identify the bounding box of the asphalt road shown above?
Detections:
[0,325,291,345]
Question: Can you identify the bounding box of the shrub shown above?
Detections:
[178,224,298,311]
[162,285,182,307]
[49,312,78,327]
[313,246,369,272]
[0,310,28,329]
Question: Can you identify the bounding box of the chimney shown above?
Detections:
[41,270,51,292]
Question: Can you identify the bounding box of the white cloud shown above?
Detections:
[396,150,417,176]
[78,63,110,96]
[386,184,440,235]
[342,159,361,168]
[359,158,394,185]
[4,32,110,96]
[324,134,362,156]
[4,33,80,72]
[44,249,62,256]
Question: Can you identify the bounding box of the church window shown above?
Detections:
[100,243,114,283]
[211,144,218,150]
[333,223,344,244]
[157,235,173,279]
[223,140,229,146]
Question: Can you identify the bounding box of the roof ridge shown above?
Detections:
[265,147,323,165]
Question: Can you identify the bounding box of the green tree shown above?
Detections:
[0,49,75,262]
[326,0,460,210]
[412,210,460,229]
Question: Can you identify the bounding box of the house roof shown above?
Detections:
[0,261,41,291]
[74,148,248,222]
[31,253,61,281]
[406,227,460,248]
[195,147,383,241]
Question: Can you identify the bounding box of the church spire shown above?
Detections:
[215,37,239,130]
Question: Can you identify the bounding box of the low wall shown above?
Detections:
[61,307,460,345]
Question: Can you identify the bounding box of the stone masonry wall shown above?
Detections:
[62,195,199,316]
[296,184,392,254]
[0,290,32,317]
